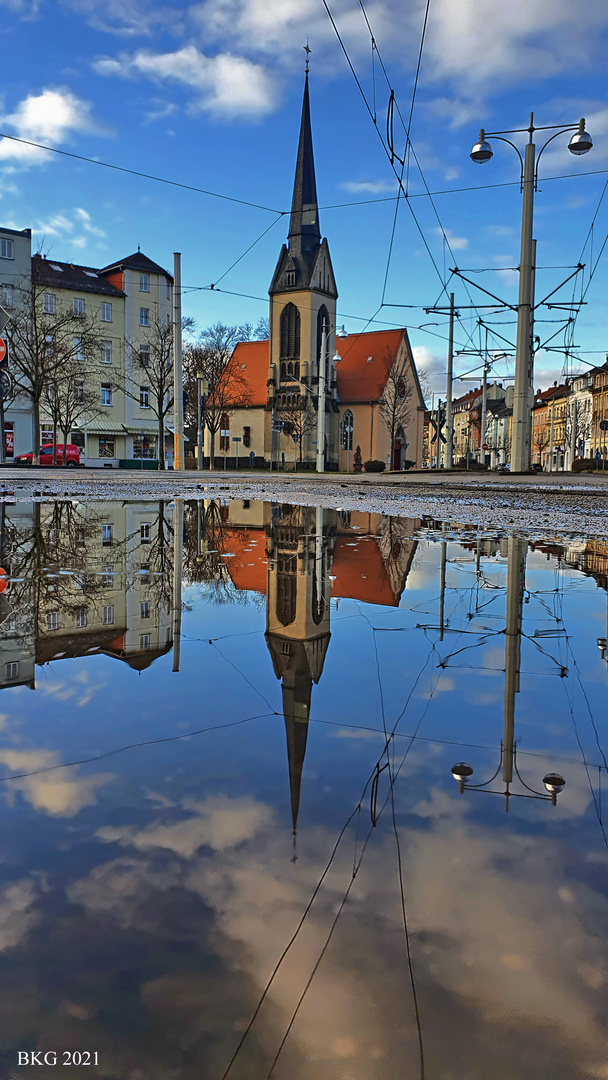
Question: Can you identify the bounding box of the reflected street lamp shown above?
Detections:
[470,115,593,472]
[451,757,566,807]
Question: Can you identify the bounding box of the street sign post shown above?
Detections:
[232,435,241,469]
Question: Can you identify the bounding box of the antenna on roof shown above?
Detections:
[137,244,140,253]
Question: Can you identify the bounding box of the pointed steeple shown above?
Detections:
[288,74,321,258]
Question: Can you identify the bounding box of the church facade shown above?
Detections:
[205,74,426,471]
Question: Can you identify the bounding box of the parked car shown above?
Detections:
[495,463,510,473]
[14,444,82,467]
[530,462,543,473]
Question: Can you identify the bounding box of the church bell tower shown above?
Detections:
[267,70,340,469]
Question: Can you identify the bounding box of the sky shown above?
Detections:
[0,0,607,397]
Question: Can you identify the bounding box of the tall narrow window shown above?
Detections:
[101,340,112,364]
[5,661,18,681]
[139,273,150,292]
[101,524,113,545]
[139,344,150,367]
[74,297,85,316]
[139,386,150,408]
[47,611,59,631]
[103,605,114,626]
[341,409,354,451]
[101,383,112,406]
[101,302,112,322]
[140,307,150,326]
[76,607,87,628]
[279,303,300,361]
[0,238,14,259]
[1,285,13,308]
[43,293,56,314]
[75,379,85,404]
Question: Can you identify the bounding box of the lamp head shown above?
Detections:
[337,324,348,338]
[568,119,593,156]
[470,129,493,163]
[333,351,341,364]
[451,762,474,783]
[543,772,566,796]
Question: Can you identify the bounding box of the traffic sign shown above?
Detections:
[0,371,12,398]
[0,569,7,595]
[232,436,242,442]
[0,338,8,369]
[482,443,489,450]
[600,420,608,432]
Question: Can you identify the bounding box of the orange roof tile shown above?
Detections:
[331,536,398,606]
[334,329,405,404]
[225,340,270,408]
[221,528,268,594]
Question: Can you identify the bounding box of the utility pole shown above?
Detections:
[445,293,455,469]
[173,253,184,471]
[503,536,527,806]
[480,360,489,466]
[172,498,183,672]
[196,374,207,471]
[317,319,327,473]
[549,398,555,472]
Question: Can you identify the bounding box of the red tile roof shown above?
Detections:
[334,329,405,404]
[220,528,268,594]
[225,340,270,408]
[331,536,398,606]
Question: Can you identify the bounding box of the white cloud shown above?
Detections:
[94,44,275,119]
[0,88,103,166]
[433,226,468,251]
[340,179,398,195]
[0,747,113,817]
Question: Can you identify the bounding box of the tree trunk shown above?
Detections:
[62,432,68,466]
[209,430,215,471]
[33,399,41,466]
[158,417,165,470]
[53,420,58,465]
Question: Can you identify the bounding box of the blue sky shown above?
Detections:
[1,0,607,394]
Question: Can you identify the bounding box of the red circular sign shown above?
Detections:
[482,443,489,450]
[0,340,6,364]
[0,568,7,595]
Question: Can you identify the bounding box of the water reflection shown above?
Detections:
[0,499,606,1078]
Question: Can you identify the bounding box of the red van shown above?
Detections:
[15,444,82,467]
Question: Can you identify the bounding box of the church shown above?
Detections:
[204,71,427,471]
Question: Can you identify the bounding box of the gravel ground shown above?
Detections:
[1,468,607,539]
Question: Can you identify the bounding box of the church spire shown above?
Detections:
[288,72,321,256]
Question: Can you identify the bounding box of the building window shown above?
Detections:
[41,426,54,444]
[73,336,84,361]
[139,344,150,367]
[101,383,112,406]
[280,302,301,360]
[101,340,112,364]
[1,285,13,308]
[0,238,14,260]
[98,437,114,459]
[139,273,150,292]
[140,601,150,619]
[140,522,151,543]
[100,302,112,322]
[341,409,354,451]
[102,524,113,545]
[102,565,113,587]
[140,307,150,326]
[5,661,18,681]
[103,605,114,626]
[75,379,85,404]
[140,563,150,585]
[139,386,150,408]
[76,526,86,546]
[286,269,295,287]
[76,607,87,628]
[43,292,56,314]
[133,434,156,459]
[74,297,85,317]
[139,633,151,650]
[220,413,230,453]
[47,611,59,631]
[243,426,251,448]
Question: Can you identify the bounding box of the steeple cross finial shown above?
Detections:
[304,40,311,75]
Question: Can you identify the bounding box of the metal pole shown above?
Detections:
[436,400,442,469]
[172,498,183,672]
[481,363,488,466]
[317,320,327,473]
[445,293,455,469]
[549,399,555,472]
[197,375,203,470]
[569,396,577,471]
[439,540,446,641]
[173,253,184,471]
[512,118,536,473]
[0,389,5,466]
[503,536,526,800]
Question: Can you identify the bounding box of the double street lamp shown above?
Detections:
[470,115,593,472]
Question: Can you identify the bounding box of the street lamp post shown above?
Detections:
[471,116,593,472]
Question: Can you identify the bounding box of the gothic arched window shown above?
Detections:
[317,305,329,380]
[280,361,286,380]
[280,303,300,361]
[341,409,354,451]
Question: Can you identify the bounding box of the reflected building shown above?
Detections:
[0,501,175,689]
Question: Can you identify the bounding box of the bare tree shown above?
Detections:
[276,395,316,466]
[43,354,103,465]
[533,428,549,463]
[7,278,102,465]
[183,323,253,466]
[379,348,416,467]
[115,303,174,470]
